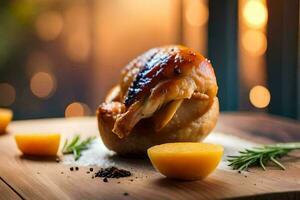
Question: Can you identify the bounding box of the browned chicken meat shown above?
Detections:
[97,45,219,155]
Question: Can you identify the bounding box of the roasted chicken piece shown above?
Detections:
[97,45,219,155]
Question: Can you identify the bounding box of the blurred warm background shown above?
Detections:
[0,0,299,120]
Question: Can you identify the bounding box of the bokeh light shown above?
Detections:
[35,11,64,41]
[0,83,16,106]
[64,31,90,62]
[185,0,209,27]
[243,0,267,29]
[63,4,90,62]
[249,85,271,108]
[242,30,267,56]
[30,72,56,99]
[65,102,91,118]
[26,52,52,76]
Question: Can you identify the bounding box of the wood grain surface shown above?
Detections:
[0,113,300,200]
[0,178,22,200]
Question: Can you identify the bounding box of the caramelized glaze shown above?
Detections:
[122,46,205,106]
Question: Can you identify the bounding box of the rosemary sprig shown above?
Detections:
[228,142,300,171]
[62,135,96,161]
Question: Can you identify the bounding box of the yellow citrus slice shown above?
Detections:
[15,133,61,156]
[147,142,223,180]
[0,108,13,134]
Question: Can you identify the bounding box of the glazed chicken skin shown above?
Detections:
[97,45,219,155]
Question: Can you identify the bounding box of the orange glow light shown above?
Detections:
[249,85,271,108]
[26,52,52,77]
[30,72,56,99]
[242,30,267,56]
[64,4,90,62]
[243,0,267,29]
[185,0,209,27]
[0,83,16,106]
[65,102,91,118]
[65,31,90,62]
[35,11,64,41]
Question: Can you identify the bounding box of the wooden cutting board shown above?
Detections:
[0,113,300,200]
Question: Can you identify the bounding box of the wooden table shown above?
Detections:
[0,113,300,200]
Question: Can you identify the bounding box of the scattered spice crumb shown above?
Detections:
[92,176,95,179]
[55,158,60,163]
[61,172,64,174]
[244,175,247,178]
[75,167,79,171]
[89,168,94,172]
[117,182,121,184]
[130,179,133,182]
[94,167,131,179]
[254,183,257,186]
[86,171,90,174]
[123,192,129,196]
[238,171,241,174]
[103,178,108,182]
[37,172,40,174]
[70,167,74,171]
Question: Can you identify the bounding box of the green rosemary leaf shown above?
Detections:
[62,135,96,161]
[62,139,68,152]
[270,157,286,170]
[73,148,81,161]
[228,142,300,171]
[259,155,266,170]
[68,135,80,148]
[62,135,81,154]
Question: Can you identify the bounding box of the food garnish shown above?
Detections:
[62,135,96,160]
[15,133,60,156]
[94,166,131,179]
[147,142,223,180]
[228,142,300,171]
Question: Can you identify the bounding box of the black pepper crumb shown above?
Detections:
[117,182,121,184]
[123,192,129,196]
[75,167,79,171]
[92,176,94,179]
[94,167,131,179]
[89,168,93,172]
[55,158,60,163]
[70,167,74,171]
[238,170,241,174]
[244,175,247,178]
[130,179,133,182]
[103,178,108,182]
[86,171,90,174]
[61,172,64,174]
